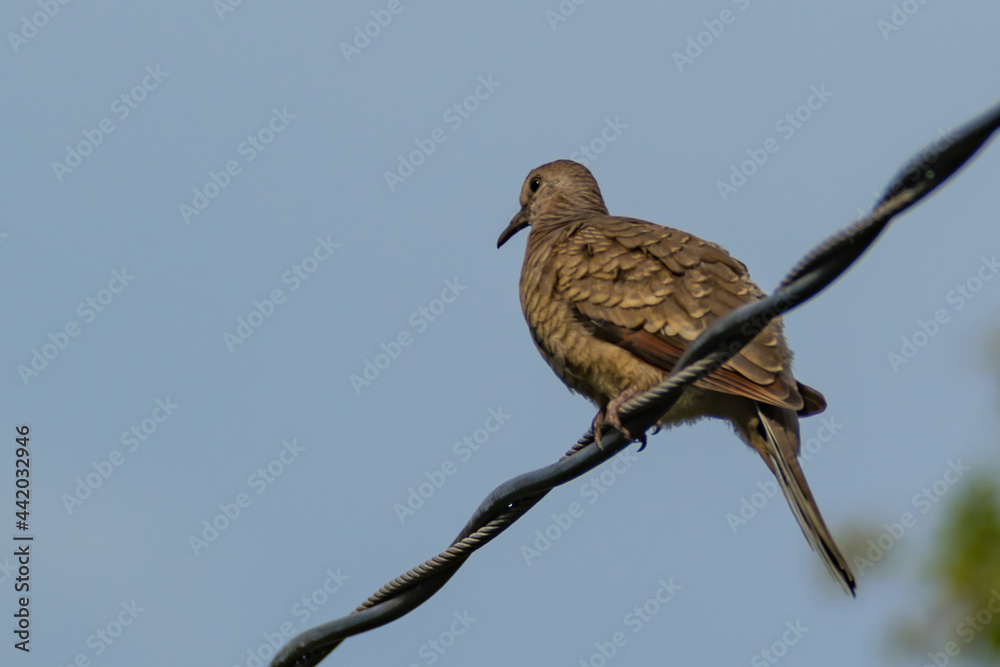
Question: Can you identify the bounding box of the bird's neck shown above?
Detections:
[532,193,608,232]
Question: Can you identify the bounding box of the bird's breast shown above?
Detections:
[519,254,663,408]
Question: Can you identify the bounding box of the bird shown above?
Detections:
[497,159,855,595]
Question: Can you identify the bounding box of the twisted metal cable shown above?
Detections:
[272,98,1000,667]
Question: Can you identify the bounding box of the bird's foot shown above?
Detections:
[592,389,649,451]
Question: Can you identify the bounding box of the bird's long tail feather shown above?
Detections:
[755,404,856,596]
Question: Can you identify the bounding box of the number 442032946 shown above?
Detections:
[15,425,29,530]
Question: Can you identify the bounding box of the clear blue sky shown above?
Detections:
[2,2,999,666]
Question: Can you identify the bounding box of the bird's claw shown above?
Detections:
[592,402,647,451]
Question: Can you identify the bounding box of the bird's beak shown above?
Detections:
[497,207,529,248]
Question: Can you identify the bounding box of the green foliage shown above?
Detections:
[930,475,1000,656]
[890,330,1000,663]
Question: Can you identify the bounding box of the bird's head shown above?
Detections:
[497,160,608,248]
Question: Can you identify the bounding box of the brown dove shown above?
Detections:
[497,159,855,595]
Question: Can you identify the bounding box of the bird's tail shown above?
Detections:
[754,403,856,596]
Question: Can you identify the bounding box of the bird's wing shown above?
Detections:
[552,216,809,411]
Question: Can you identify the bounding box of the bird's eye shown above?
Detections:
[529,176,541,193]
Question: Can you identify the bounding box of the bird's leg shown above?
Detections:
[592,386,649,451]
[591,408,611,449]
